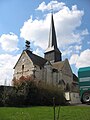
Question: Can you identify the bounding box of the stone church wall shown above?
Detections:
[13,52,33,79]
[35,65,44,81]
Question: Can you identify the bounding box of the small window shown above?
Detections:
[40,67,42,70]
[22,65,24,70]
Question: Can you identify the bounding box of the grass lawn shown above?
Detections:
[0,106,90,120]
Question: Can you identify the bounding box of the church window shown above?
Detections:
[52,68,58,72]
[22,65,24,70]
[40,67,42,70]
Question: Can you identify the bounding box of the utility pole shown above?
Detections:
[57,105,60,120]
[53,97,61,120]
[53,97,56,120]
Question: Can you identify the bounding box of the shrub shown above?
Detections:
[2,76,66,107]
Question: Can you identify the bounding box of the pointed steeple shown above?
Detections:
[48,13,57,49]
[44,14,62,62]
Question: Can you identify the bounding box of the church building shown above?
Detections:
[13,14,77,91]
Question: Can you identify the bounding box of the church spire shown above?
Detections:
[48,13,57,49]
[44,13,62,62]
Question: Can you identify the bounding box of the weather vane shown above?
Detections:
[25,40,30,51]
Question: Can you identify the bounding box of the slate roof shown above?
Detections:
[26,50,47,67]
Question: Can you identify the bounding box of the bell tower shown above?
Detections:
[44,14,62,62]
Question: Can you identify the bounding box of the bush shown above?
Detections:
[2,76,66,107]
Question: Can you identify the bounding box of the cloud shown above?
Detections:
[20,15,50,49]
[55,5,84,47]
[0,33,19,52]
[87,41,90,44]
[76,49,90,68]
[69,49,90,68]
[62,45,82,56]
[33,48,44,57]
[75,45,82,51]
[69,54,79,65]
[20,1,85,52]
[81,29,89,36]
[0,54,20,85]
[36,1,65,12]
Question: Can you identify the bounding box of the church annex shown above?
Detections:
[13,14,77,91]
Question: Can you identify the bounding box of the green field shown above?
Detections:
[0,106,90,120]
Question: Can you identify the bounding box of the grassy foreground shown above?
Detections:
[0,106,90,120]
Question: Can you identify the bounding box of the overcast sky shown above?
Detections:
[0,0,90,85]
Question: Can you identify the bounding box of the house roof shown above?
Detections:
[25,50,47,67]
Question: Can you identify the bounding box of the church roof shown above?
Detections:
[73,73,78,82]
[26,50,47,67]
[14,50,47,69]
[52,60,65,70]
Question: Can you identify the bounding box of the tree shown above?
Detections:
[1,75,66,107]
